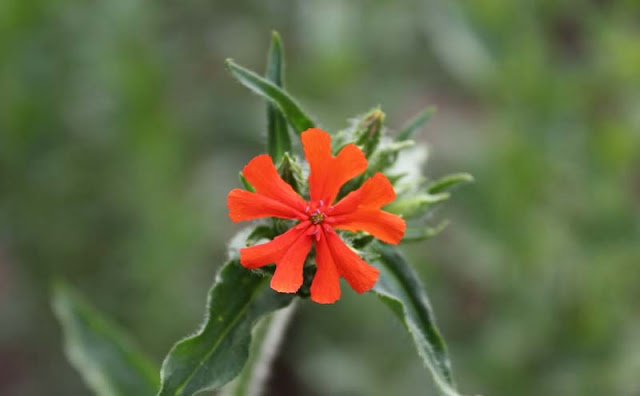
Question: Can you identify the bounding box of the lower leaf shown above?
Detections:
[370,242,463,396]
[51,281,159,396]
[157,260,294,396]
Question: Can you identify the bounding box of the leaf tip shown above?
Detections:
[461,173,475,183]
[270,30,282,43]
[50,278,71,303]
[427,172,475,194]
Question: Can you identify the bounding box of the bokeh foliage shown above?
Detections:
[1,0,639,395]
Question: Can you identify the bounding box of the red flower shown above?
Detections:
[227,128,406,303]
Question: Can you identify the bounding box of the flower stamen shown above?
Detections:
[310,211,324,224]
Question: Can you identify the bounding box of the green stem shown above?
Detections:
[222,301,298,396]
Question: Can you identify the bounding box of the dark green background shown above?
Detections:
[1,0,639,395]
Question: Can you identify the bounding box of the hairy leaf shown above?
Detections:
[384,192,451,218]
[354,107,385,158]
[277,153,304,195]
[246,225,278,245]
[51,281,159,396]
[397,107,436,141]
[265,31,291,162]
[427,173,474,194]
[338,138,415,200]
[157,261,294,396]
[402,221,450,243]
[368,139,415,175]
[225,59,314,134]
[370,243,462,396]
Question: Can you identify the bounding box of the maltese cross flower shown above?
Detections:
[227,128,406,303]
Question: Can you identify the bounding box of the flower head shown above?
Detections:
[227,128,406,303]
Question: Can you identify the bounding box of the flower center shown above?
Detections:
[310,212,324,224]
[305,200,333,226]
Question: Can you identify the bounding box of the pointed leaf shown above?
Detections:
[157,260,294,396]
[354,107,385,158]
[427,173,474,194]
[338,139,415,200]
[265,31,284,87]
[370,242,462,396]
[333,107,385,156]
[368,139,415,175]
[402,221,450,243]
[225,59,314,134]
[239,172,256,192]
[51,281,159,396]
[277,153,304,195]
[265,31,291,162]
[397,107,436,141]
[384,192,451,218]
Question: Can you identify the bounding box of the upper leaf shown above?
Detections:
[332,107,385,157]
[367,138,415,175]
[397,106,436,141]
[51,281,159,396]
[157,260,294,396]
[239,172,256,192]
[277,152,305,195]
[265,32,284,87]
[370,242,463,396]
[402,220,450,243]
[384,192,451,218]
[427,173,475,194]
[265,31,292,163]
[225,59,315,134]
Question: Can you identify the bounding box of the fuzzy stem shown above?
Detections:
[222,301,298,396]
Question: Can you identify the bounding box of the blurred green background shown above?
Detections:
[1,0,639,395]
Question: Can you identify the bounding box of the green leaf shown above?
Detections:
[277,153,304,195]
[225,59,315,134]
[246,224,278,245]
[368,139,415,175]
[157,260,294,396]
[397,107,436,141]
[239,172,256,192]
[370,243,462,396]
[338,139,415,200]
[427,173,474,194]
[265,32,284,87]
[332,107,385,156]
[265,31,291,162]
[51,281,159,396]
[384,192,451,218]
[354,107,385,158]
[402,220,450,243]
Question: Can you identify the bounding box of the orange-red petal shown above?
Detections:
[228,189,304,222]
[331,172,396,215]
[310,230,341,304]
[331,209,406,245]
[325,229,379,293]
[301,128,331,203]
[242,154,307,213]
[327,144,368,203]
[301,128,367,205]
[239,225,308,269]
[271,231,313,293]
